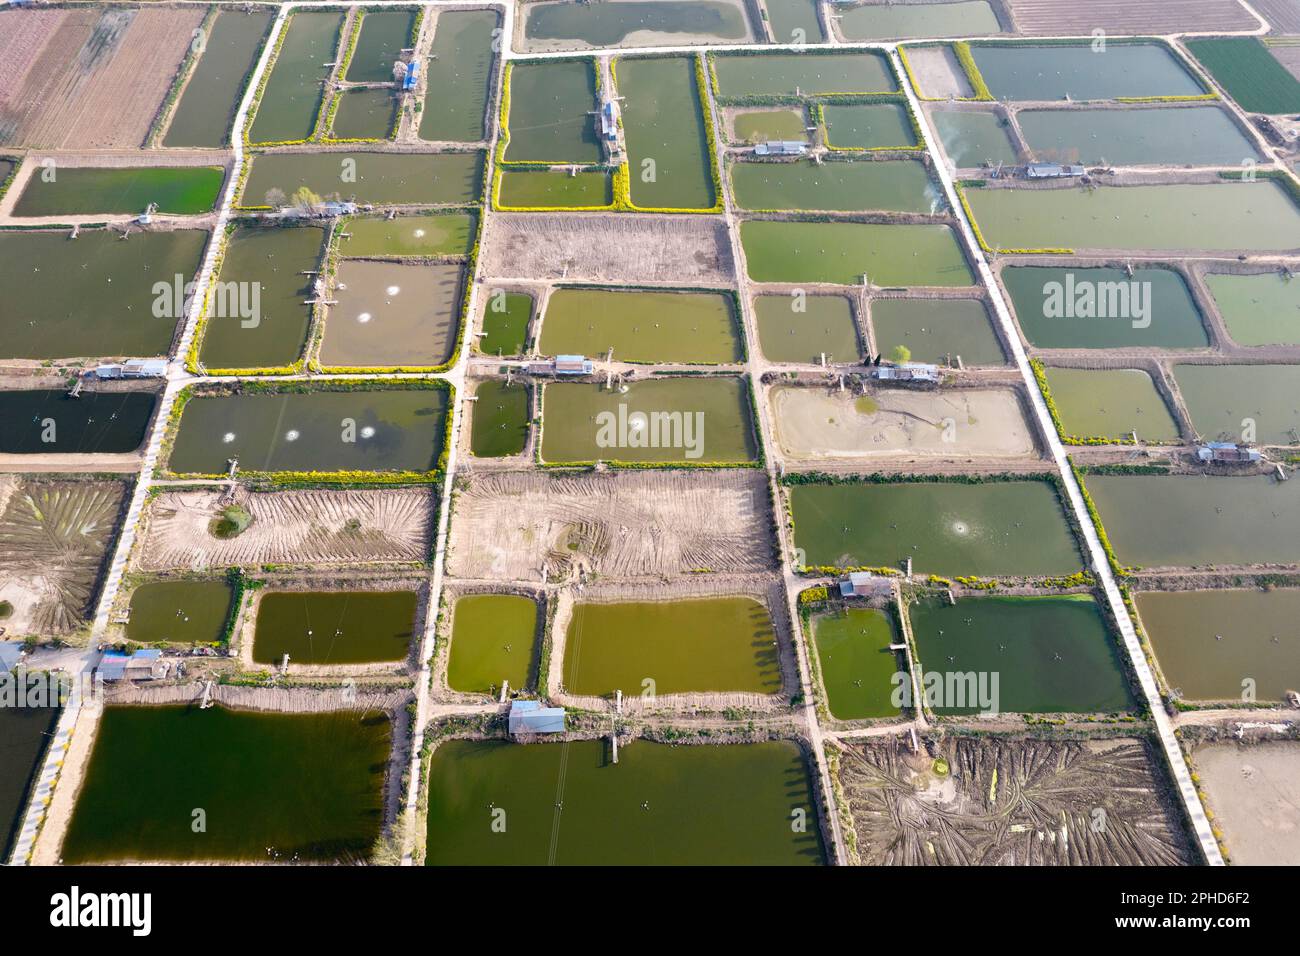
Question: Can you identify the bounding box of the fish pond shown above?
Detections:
[345,10,417,83]
[12,166,224,216]
[320,261,463,368]
[126,580,234,645]
[479,290,532,355]
[242,151,483,207]
[765,0,824,43]
[811,607,902,720]
[731,159,939,213]
[712,51,896,97]
[0,390,155,454]
[524,0,748,47]
[822,103,917,149]
[910,595,1135,714]
[870,298,1005,365]
[61,705,390,863]
[562,596,781,697]
[838,1,1001,40]
[1136,589,1300,703]
[741,220,973,286]
[168,385,448,474]
[248,11,344,144]
[538,288,741,363]
[755,293,862,364]
[1174,364,1300,446]
[619,56,716,210]
[1044,368,1180,442]
[0,696,59,861]
[969,42,1204,101]
[165,9,274,148]
[470,379,530,458]
[504,60,601,163]
[497,169,612,208]
[932,109,1018,168]
[789,479,1081,576]
[330,88,397,140]
[425,738,824,865]
[1204,272,1300,346]
[1085,474,1300,567]
[732,108,807,143]
[447,593,539,693]
[0,229,208,360]
[419,10,498,142]
[199,224,325,370]
[540,377,756,463]
[1018,106,1260,167]
[1000,265,1208,349]
[339,211,475,257]
[252,590,417,665]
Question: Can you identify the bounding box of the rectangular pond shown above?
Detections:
[165,9,274,148]
[1205,272,1300,346]
[61,704,390,863]
[498,169,611,208]
[540,376,756,463]
[470,379,530,458]
[425,738,824,865]
[839,1,1001,40]
[731,158,939,213]
[125,580,234,645]
[242,151,483,207]
[970,42,1204,101]
[479,290,532,355]
[1045,367,1180,442]
[1136,589,1300,703]
[1018,106,1261,167]
[339,211,475,257]
[741,220,973,286]
[168,385,448,474]
[712,51,896,97]
[0,695,59,861]
[562,596,781,697]
[248,11,344,144]
[330,87,397,140]
[822,102,917,149]
[932,109,1017,168]
[732,107,808,143]
[755,293,861,364]
[320,261,463,368]
[1085,474,1300,567]
[910,594,1135,714]
[765,0,824,43]
[0,229,208,360]
[1174,364,1300,446]
[447,593,538,693]
[345,10,417,83]
[538,288,741,363]
[252,590,417,664]
[505,60,601,163]
[524,0,749,47]
[869,298,1005,365]
[419,10,498,142]
[12,166,224,216]
[619,55,716,210]
[811,606,902,720]
[789,479,1081,576]
[0,389,155,454]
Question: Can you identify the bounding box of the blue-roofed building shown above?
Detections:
[403,60,420,92]
[754,140,807,157]
[509,700,566,736]
[98,648,167,682]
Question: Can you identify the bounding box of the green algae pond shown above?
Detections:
[731,158,939,213]
[0,228,208,360]
[340,211,475,257]
[498,169,611,208]
[505,60,601,163]
[766,0,824,42]
[168,385,447,474]
[252,590,417,665]
[62,705,390,863]
[242,151,483,207]
[165,9,274,148]
[755,293,862,364]
[970,43,1205,101]
[540,377,756,463]
[12,166,224,216]
[419,10,498,142]
[822,103,917,149]
[425,738,824,865]
[562,596,781,697]
[345,10,417,83]
[248,11,344,144]
[1000,265,1208,349]
[732,108,808,143]
[525,0,748,47]
[870,298,1005,365]
[538,288,741,363]
[1174,364,1300,446]
[199,224,325,370]
[966,182,1300,252]
[789,480,1081,576]
[320,261,463,368]
[1085,474,1300,567]
[0,390,155,454]
[126,580,234,646]
[619,56,716,210]
[811,607,902,720]
[1,698,59,861]
[910,595,1135,714]
[330,88,397,140]
[479,290,532,355]
[839,0,1001,40]
[1205,272,1300,346]
[932,109,1017,168]
[712,51,897,97]
[1044,368,1180,442]
[1018,106,1260,167]
[446,593,539,693]
[741,220,973,286]
[1135,589,1300,703]
[470,379,530,458]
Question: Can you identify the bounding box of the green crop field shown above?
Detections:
[1187,38,1300,114]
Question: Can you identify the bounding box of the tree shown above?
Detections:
[291,186,324,215]
[890,344,912,365]
[263,187,287,209]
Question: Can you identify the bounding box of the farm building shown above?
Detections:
[93,359,167,380]
[839,571,891,598]
[402,60,420,92]
[1025,163,1086,179]
[97,648,167,683]
[528,355,594,376]
[754,141,807,156]
[873,362,940,383]
[509,700,566,736]
[1196,442,1262,463]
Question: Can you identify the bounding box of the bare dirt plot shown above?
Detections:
[908,45,972,99]
[446,470,775,581]
[0,477,125,636]
[1006,0,1259,34]
[1257,0,1300,34]
[1266,41,1300,83]
[1193,741,1300,865]
[837,735,1193,865]
[481,213,735,285]
[0,7,203,149]
[135,487,436,571]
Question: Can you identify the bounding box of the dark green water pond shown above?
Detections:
[165,10,274,148]
[0,390,154,454]
[1,700,59,861]
[811,607,902,720]
[741,220,973,286]
[620,55,716,210]
[731,158,939,213]
[126,580,234,645]
[822,103,917,149]
[345,11,417,83]
[331,88,397,140]
[13,167,224,216]
[498,169,612,207]
[248,11,343,144]
[447,593,538,693]
[242,151,483,206]
[870,298,1005,365]
[505,60,601,163]
[479,290,532,354]
[470,379,530,458]
[538,288,741,363]
[419,10,498,142]
[253,590,417,664]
